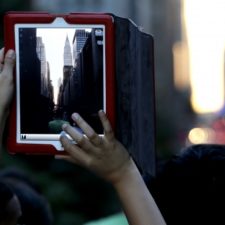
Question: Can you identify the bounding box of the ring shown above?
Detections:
[95,135,103,146]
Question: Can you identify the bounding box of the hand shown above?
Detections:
[0,48,16,154]
[0,48,16,115]
[57,110,132,185]
[58,111,167,225]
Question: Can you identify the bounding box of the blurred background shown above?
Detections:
[1,0,225,224]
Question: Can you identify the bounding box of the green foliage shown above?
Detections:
[1,148,121,225]
[48,120,69,133]
[84,213,128,225]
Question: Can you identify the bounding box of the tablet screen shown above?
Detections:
[15,20,106,149]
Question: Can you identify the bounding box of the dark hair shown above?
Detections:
[0,168,53,225]
[0,167,41,193]
[0,181,14,221]
[149,144,225,225]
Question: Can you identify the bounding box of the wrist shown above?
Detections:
[111,158,140,189]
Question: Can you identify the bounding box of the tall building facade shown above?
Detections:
[19,28,54,133]
[57,28,103,132]
[73,30,89,63]
[64,35,73,66]
[36,36,52,98]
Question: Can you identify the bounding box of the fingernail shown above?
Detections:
[99,110,105,115]
[60,131,66,136]
[6,49,15,59]
[62,124,68,130]
[55,155,63,159]
[72,113,79,120]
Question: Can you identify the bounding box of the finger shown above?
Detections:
[2,49,16,75]
[55,155,78,164]
[60,133,92,167]
[0,47,4,63]
[62,123,95,151]
[0,48,4,72]
[71,113,103,146]
[98,110,114,141]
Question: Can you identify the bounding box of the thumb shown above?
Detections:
[0,47,5,63]
[2,49,16,75]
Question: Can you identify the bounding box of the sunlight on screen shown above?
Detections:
[36,28,75,103]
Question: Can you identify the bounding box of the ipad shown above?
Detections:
[4,12,115,154]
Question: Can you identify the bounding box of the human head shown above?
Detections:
[0,168,53,225]
[0,181,22,225]
[149,144,225,225]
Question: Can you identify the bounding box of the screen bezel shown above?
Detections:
[15,21,106,150]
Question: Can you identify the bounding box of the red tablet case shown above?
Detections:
[4,12,115,154]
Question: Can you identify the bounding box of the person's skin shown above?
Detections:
[0,48,19,225]
[0,48,16,155]
[57,111,166,225]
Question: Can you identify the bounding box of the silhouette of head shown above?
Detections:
[0,181,22,225]
[0,167,53,225]
[150,144,225,225]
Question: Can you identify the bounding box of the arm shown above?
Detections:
[112,159,166,225]
[0,48,16,154]
[57,111,166,225]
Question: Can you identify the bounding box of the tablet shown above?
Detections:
[4,12,115,154]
